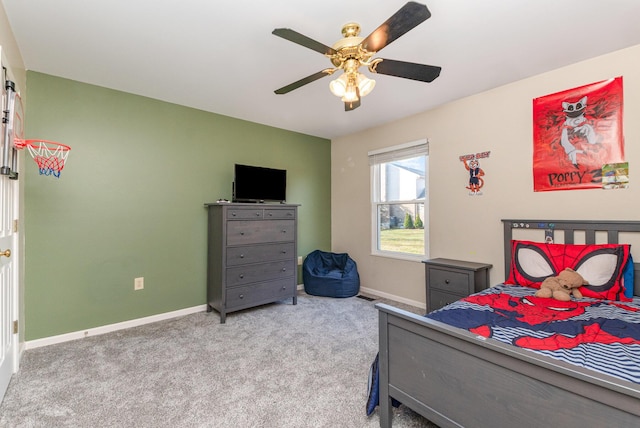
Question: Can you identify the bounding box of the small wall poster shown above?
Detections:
[460,151,490,195]
[602,162,629,189]
[532,77,624,192]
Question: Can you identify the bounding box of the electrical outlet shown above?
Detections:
[297,256,303,265]
[134,277,144,290]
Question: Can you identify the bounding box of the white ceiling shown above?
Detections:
[3,0,640,139]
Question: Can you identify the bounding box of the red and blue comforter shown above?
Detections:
[366,285,640,416]
[427,284,640,384]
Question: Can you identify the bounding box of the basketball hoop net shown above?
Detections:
[14,138,71,178]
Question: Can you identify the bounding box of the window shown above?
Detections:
[369,140,428,260]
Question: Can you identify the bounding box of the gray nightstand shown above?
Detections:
[423,258,492,313]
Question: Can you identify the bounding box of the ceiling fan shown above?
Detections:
[272,1,441,111]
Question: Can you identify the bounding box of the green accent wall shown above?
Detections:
[24,72,331,340]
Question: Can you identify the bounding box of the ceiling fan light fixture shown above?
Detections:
[331,71,374,101]
[356,73,375,97]
[341,82,359,103]
[329,73,348,97]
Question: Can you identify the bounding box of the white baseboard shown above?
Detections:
[25,305,208,350]
[359,286,426,310]
[298,282,425,310]
[25,288,422,349]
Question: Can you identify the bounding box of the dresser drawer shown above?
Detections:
[227,220,295,245]
[226,242,295,266]
[227,208,263,220]
[226,279,295,310]
[226,260,295,287]
[428,267,470,295]
[264,208,296,220]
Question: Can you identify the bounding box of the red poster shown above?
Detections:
[532,77,624,191]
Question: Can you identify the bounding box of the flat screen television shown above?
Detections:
[233,164,287,203]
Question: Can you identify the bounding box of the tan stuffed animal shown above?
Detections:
[535,268,587,301]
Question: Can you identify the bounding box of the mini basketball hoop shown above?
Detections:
[14,139,71,178]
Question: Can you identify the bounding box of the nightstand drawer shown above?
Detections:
[429,290,462,312]
[428,268,470,295]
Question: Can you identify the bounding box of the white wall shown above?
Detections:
[332,44,640,306]
[0,6,26,91]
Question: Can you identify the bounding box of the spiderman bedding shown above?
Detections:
[366,284,640,416]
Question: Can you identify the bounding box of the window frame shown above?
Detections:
[369,139,429,262]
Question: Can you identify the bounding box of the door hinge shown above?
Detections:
[13,219,18,233]
[13,320,18,334]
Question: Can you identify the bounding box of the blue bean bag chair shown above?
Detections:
[303,250,360,298]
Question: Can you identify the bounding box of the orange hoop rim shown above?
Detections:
[14,138,71,151]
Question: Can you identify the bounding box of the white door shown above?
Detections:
[0,47,20,401]
[0,173,17,399]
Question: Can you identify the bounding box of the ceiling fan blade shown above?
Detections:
[272,28,337,56]
[344,98,361,111]
[360,2,431,53]
[274,69,335,94]
[372,58,441,83]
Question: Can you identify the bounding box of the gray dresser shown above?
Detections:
[205,203,299,322]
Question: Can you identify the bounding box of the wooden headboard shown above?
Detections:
[502,219,640,297]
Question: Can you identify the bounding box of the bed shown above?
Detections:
[374,219,640,427]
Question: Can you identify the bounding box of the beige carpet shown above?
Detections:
[0,292,437,427]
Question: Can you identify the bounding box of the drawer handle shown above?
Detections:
[282,268,286,272]
[281,230,287,233]
[282,286,286,290]
[239,294,244,299]
[256,212,260,216]
[239,274,244,279]
[240,254,245,258]
[232,213,236,217]
[268,213,273,216]
[240,232,245,236]
[445,279,450,284]
[281,250,287,254]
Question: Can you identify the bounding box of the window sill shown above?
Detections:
[371,251,426,263]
